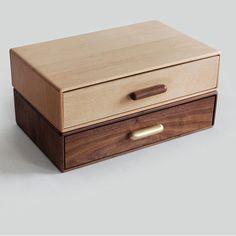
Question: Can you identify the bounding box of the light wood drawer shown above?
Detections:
[64,56,219,130]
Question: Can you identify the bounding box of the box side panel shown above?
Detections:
[14,89,64,172]
[10,49,63,131]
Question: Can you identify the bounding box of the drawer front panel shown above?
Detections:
[65,95,216,169]
[63,56,219,130]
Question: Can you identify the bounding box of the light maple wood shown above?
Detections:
[10,20,220,132]
[10,50,63,130]
[63,56,219,130]
[11,20,220,91]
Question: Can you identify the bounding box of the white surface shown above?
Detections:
[0,0,235,234]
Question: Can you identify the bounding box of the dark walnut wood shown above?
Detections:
[65,95,216,169]
[129,84,167,100]
[14,89,217,172]
[14,90,64,171]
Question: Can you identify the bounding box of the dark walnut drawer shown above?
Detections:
[65,95,216,169]
[14,89,216,172]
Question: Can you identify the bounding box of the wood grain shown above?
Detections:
[65,95,216,169]
[63,56,219,130]
[14,89,64,172]
[11,20,220,91]
[64,91,217,135]
[10,21,220,132]
[14,89,217,172]
[10,50,63,131]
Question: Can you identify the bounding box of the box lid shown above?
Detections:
[11,20,219,92]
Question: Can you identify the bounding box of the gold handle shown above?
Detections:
[129,124,164,141]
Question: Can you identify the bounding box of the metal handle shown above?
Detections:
[129,124,164,141]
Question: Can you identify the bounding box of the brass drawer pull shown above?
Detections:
[130,84,167,100]
[129,124,164,140]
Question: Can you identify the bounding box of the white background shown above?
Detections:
[0,0,235,234]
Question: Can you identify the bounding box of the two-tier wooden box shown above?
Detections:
[10,21,220,172]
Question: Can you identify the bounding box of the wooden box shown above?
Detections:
[10,21,220,172]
